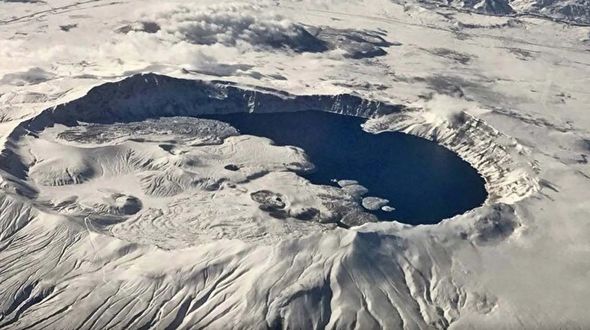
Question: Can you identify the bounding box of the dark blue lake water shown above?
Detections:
[203,111,487,225]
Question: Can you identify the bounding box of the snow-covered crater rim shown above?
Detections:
[2,73,536,216]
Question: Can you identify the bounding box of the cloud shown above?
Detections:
[415,94,477,126]
[132,2,395,58]
[140,2,329,53]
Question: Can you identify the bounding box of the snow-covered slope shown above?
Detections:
[0,0,589,329]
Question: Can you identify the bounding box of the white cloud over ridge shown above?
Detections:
[131,2,395,58]
[141,2,329,53]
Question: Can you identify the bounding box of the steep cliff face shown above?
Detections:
[19,73,401,130]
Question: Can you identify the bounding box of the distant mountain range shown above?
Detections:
[410,0,590,24]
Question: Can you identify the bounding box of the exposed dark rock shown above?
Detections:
[115,21,161,34]
[59,24,77,32]
[224,164,240,171]
[340,210,378,227]
[251,190,287,210]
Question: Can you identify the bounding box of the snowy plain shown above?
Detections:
[0,0,589,329]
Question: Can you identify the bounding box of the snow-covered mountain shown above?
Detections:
[0,0,589,328]
[407,0,590,24]
[0,72,536,329]
[513,0,590,24]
